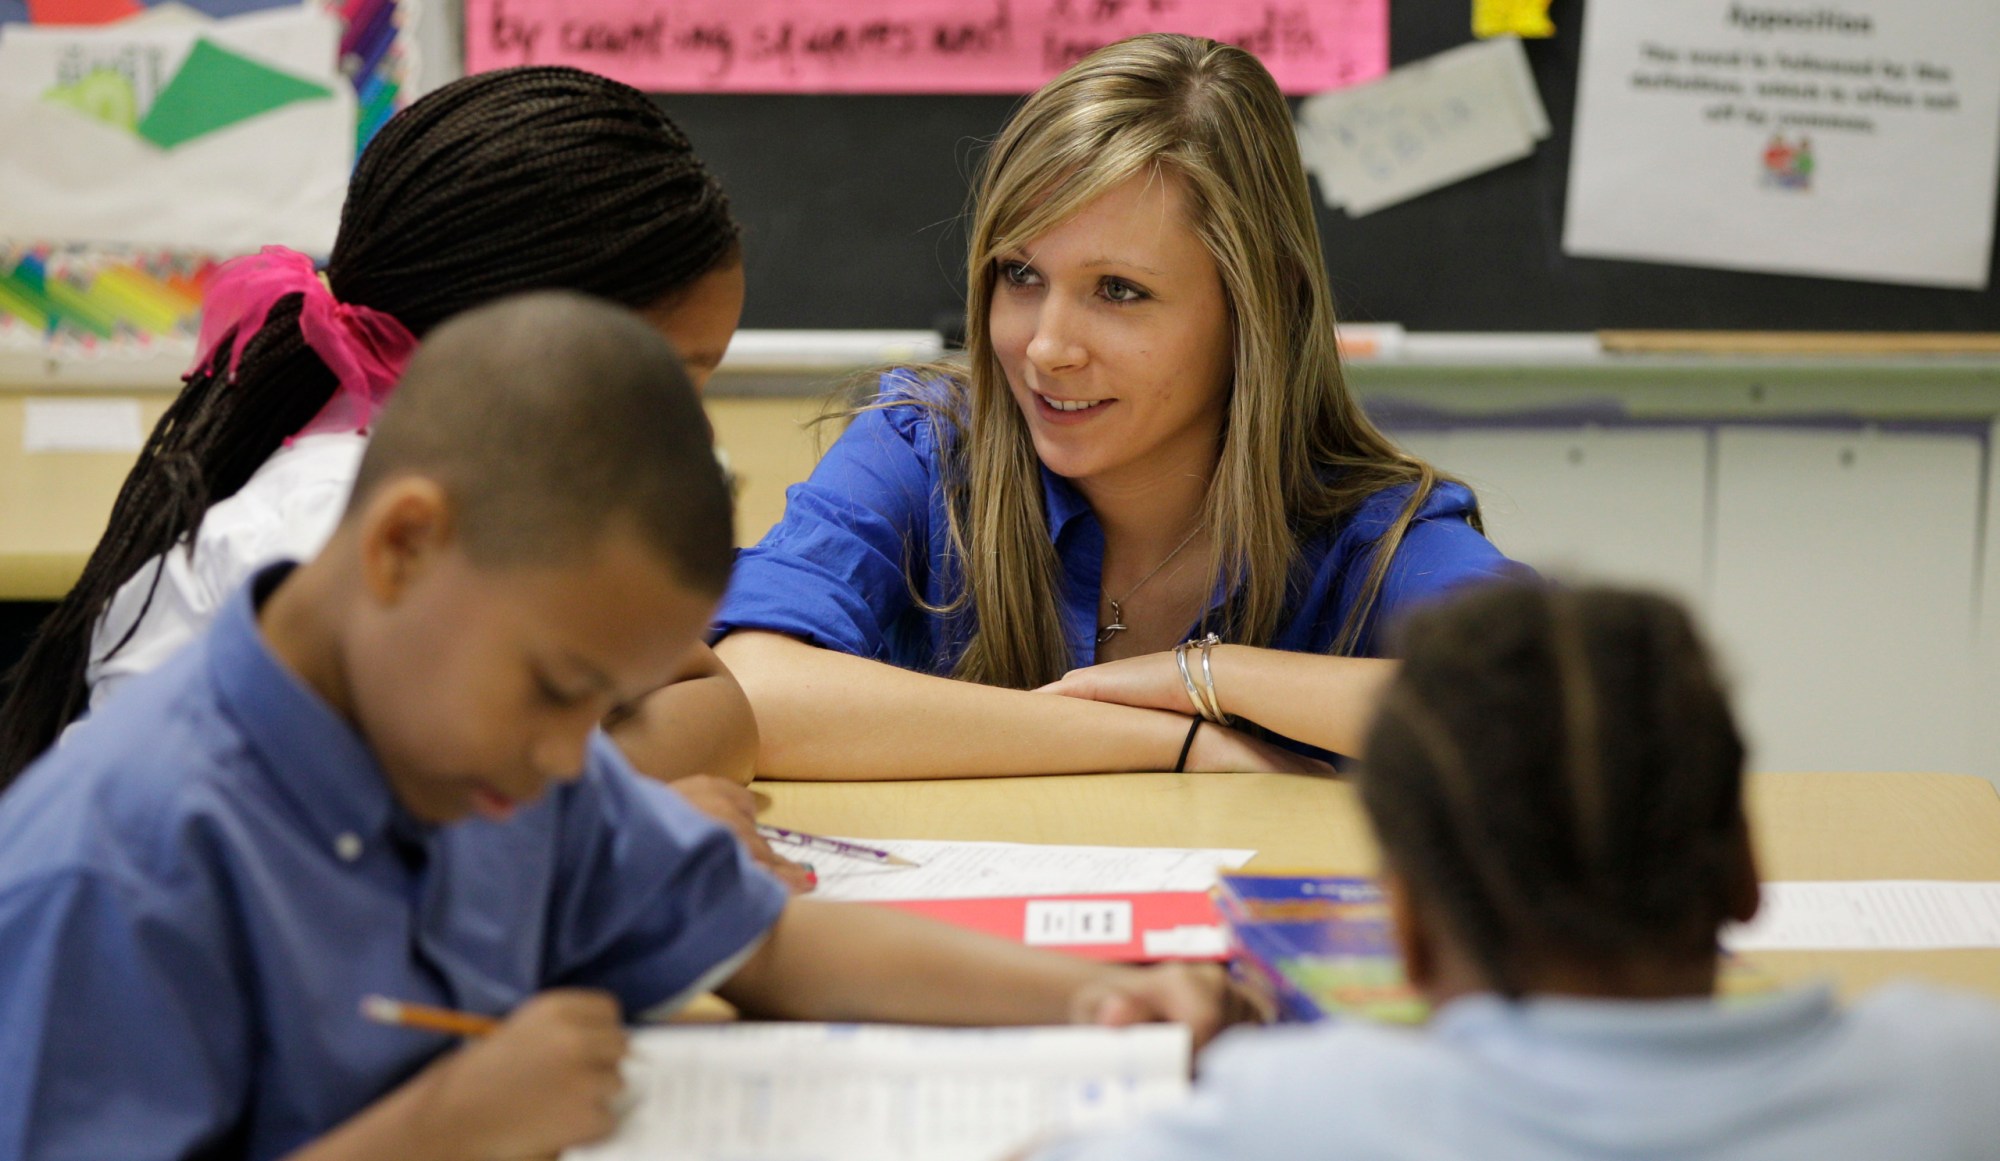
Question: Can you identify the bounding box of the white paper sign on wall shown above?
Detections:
[1563,0,2000,289]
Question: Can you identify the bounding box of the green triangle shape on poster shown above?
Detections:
[42,68,142,132]
[135,38,334,151]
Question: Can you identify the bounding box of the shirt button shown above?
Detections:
[334,832,363,862]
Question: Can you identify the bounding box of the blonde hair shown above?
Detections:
[890,33,1467,689]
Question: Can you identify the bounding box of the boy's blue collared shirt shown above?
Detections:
[0,564,787,1161]
[716,376,1524,676]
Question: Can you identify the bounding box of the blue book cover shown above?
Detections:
[1216,873,1427,1024]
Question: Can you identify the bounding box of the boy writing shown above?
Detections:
[0,293,1239,1161]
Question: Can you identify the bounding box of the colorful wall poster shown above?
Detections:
[336,0,420,152]
[0,244,215,354]
[0,6,354,253]
[464,0,1388,95]
[0,0,301,22]
[3,0,416,157]
[1563,0,2000,289]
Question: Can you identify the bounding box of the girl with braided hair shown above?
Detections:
[0,67,806,885]
[1031,583,2000,1161]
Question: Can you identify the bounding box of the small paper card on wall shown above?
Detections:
[1296,36,1550,216]
[0,6,352,252]
[1562,0,2000,289]
[1473,0,1553,40]
[464,0,1388,95]
[22,397,144,452]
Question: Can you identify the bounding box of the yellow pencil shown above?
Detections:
[360,994,501,1037]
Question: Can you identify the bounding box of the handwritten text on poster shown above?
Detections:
[464,0,1388,95]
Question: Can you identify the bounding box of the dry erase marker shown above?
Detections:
[360,995,501,1037]
[756,824,920,867]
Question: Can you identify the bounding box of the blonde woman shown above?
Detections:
[714,34,1523,779]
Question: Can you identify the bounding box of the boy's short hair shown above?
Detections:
[349,292,733,593]
[1359,583,1746,995]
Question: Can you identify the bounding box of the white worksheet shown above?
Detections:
[565,1023,1190,1161]
[802,838,1255,902]
[1723,880,2000,951]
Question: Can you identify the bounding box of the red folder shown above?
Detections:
[869,892,1227,962]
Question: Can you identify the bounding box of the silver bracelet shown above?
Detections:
[1175,633,1226,723]
[1196,634,1231,725]
[1173,639,1211,720]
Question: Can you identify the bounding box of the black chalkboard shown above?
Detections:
[656,0,2000,332]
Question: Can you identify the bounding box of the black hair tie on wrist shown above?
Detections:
[1173,717,1203,773]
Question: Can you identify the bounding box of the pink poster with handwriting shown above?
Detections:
[464,0,1387,95]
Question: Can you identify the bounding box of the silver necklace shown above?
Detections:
[1096,526,1202,645]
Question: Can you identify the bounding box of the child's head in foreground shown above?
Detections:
[298,291,733,824]
[1358,583,1759,1002]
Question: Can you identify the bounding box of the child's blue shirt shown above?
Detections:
[0,564,787,1161]
[1033,984,2000,1161]
[715,376,1523,678]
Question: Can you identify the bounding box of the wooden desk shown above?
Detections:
[760,770,2000,1002]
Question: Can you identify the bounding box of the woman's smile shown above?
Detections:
[1032,391,1117,423]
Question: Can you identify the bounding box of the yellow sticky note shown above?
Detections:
[1474,0,1555,39]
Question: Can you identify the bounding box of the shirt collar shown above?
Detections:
[207,561,402,852]
[1039,466,1096,541]
[1432,983,1839,1055]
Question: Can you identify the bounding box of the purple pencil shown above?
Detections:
[756,824,920,867]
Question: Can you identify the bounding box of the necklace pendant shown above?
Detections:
[1096,599,1128,645]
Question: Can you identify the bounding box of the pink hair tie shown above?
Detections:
[190,245,419,438]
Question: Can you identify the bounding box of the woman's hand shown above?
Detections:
[1036,651,1202,716]
[1045,645,1394,765]
[1041,651,1335,775]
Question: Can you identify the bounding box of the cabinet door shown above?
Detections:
[1976,420,2000,790]
[1392,427,1710,603]
[1710,427,1982,775]
[707,395,829,546]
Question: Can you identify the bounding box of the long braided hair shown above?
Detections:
[0,66,740,786]
[1358,584,1748,998]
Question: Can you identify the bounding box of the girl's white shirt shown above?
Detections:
[86,432,367,713]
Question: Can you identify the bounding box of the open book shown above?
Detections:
[564,1023,1190,1161]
